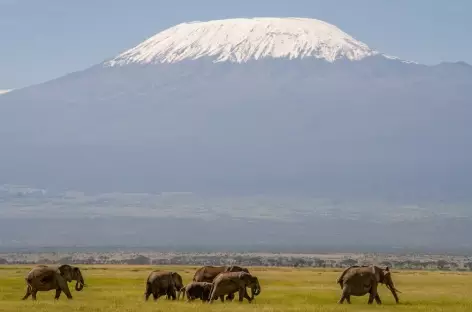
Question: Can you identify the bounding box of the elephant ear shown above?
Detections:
[58,264,69,274]
[380,269,391,283]
[58,265,73,281]
[73,267,81,279]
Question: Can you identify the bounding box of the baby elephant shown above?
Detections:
[180,282,213,302]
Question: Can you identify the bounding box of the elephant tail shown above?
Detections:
[25,276,33,289]
[336,266,355,288]
[144,281,152,300]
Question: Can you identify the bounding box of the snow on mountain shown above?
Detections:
[0,89,11,95]
[105,17,397,66]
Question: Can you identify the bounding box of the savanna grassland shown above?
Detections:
[1,265,471,312]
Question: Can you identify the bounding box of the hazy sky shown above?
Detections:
[1,0,471,89]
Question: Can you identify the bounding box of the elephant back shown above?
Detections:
[25,266,57,284]
[224,265,249,273]
[147,271,175,287]
[193,266,226,282]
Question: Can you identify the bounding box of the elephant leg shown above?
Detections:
[243,288,252,303]
[226,292,235,301]
[31,290,38,301]
[168,286,176,300]
[21,287,32,300]
[337,286,349,304]
[58,278,73,299]
[219,295,225,302]
[238,287,245,302]
[345,294,351,304]
[54,288,62,300]
[62,286,73,299]
[368,283,379,305]
[368,294,374,304]
[374,294,382,304]
[144,283,151,301]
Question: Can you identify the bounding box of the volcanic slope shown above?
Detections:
[0,17,471,199]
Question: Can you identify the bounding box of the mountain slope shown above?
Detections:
[0,18,471,200]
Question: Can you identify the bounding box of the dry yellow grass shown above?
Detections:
[1,265,471,311]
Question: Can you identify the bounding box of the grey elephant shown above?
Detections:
[21,264,86,300]
[144,270,184,301]
[336,265,401,304]
[179,281,213,302]
[208,271,261,303]
[192,265,249,301]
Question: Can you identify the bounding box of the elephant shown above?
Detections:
[144,270,184,301]
[336,265,401,304]
[192,265,249,301]
[21,264,85,300]
[179,282,213,302]
[208,271,261,304]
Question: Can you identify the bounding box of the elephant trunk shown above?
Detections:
[75,270,85,291]
[252,278,261,296]
[386,283,400,303]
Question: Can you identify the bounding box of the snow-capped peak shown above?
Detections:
[104,17,387,66]
[0,89,12,95]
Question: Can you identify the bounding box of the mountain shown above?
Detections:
[1,17,471,198]
[0,17,472,250]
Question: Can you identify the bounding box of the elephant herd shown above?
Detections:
[20,263,401,305]
[144,265,261,303]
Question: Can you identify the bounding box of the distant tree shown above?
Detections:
[126,255,150,265]
[437,260,448,270]
[293,258,307,267]
[380,261,393,268]
[312,258,325,267]
[464,262,472,271]
[58,256,73,264]
[340,258,357,267]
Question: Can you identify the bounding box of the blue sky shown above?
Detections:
[1,0,471,89]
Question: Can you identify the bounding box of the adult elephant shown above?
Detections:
[21,264,86,300]
[336,265,401,304]
[192,265,249,282]
[208,271,261,304]
[193,265,249,301]
[144,270,184,301]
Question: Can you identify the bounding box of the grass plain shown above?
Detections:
[0,265,471,312]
